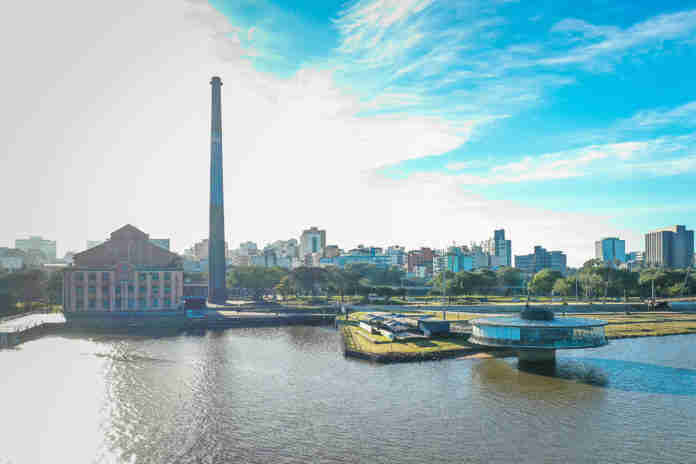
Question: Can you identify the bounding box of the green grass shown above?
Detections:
[346,326,472,355]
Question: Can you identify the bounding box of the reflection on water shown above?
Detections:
[1,329,695,464]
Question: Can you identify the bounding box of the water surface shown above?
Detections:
[1,328,695,463]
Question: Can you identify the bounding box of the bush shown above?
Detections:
[0,293,18,314]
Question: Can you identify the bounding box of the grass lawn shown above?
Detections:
[346,326,472,355]
[605,321,696,338]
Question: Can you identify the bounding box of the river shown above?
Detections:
[1,327,695,463]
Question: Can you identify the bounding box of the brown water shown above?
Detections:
[1,328,695,463]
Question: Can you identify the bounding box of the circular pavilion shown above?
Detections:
[469,308,608,363]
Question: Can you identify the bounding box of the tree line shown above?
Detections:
[528,259,696,299]
[0,269,63,316]
[224,263,409,301]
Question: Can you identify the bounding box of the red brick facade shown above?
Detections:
[63,225,183,312]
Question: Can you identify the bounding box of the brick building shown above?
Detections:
[63,225,183,312]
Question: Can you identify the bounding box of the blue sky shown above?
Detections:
[3,0,696,263]
[208,0,696,246]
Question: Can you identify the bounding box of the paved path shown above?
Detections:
[0,313,65,333]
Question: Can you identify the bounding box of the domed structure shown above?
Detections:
[469,308,608,363]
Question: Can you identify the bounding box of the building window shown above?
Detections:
[102,286,109,294]
[152,298,159,308]
[88,272,96,281]
[103,299,110,310]
[138,297,146,308]
[88,299,96,309]
[151,272,159,281]
[75,272,84,281]
[164,287,171,295]
[88,286,96,294]
[139,273,147,282]
[76,298,84,309]
[139,285,146,293]
[164,272,171,281]
[152,286,160,294]
[115,286,121,295]
[102,272,110,281]
[164,298,171,308]
[128,285,134,293]
[128,299,135,310]
[115,298,122,308]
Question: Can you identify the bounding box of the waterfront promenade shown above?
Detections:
[0,312,66,348]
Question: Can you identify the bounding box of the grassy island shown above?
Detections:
[339,310,696,363]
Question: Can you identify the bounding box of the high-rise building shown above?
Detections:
[15,236,57,262]
[324,245,341,259]
[208,76,227,304]
[515,246,567,275]
[407,248,434,274]
[299,227,326,258]
[645,225,694,268]
[487,229,512,267]
[595,237,626,266]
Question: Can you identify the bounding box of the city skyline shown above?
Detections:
[2,0,696,266]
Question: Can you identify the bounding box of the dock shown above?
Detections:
[0,312,66,349]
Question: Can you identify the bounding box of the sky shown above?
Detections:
[1,0,695,266]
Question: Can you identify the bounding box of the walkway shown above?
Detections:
[0,313,66,333]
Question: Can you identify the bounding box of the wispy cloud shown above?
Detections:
[541,10,696,69]
[445,137,696,186]
[623,100,696,129]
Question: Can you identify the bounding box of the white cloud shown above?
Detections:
[445,161,475,171]
[624,100,696,128]
[542,10,696,68]
[449,141,652,185]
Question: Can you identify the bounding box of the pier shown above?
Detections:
[0,312,66,349]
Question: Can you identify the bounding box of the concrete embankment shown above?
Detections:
[0,312,66,349]
[1,310,337,348]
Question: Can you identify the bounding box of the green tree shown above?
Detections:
[528,269,563,295]
[552,278,572,297]
[496,267,522,288]
[227,266,288,300]
[47,270,64,306]
[288,267,329,296]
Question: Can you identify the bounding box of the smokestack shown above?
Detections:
[208,76,227,304]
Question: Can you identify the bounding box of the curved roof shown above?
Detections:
[470,316,607,329]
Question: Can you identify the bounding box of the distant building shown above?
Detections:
[239,241,258,256]
[0,248,24,272]
[386,245,406,268]
[407,248,434,275]
[299,227,326,259]
[485,229,512,267]
[324,245,341,258]
[515,246,567,275]
[595,237,626,266]
[467,244,490,270]
[63,225,183,312]
[15,236,57,262]
[320,253,392,269]
[645,225,694,269]
[188,238,228,261]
